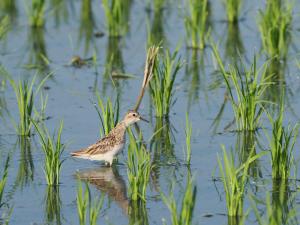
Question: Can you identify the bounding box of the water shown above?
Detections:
[1,0,300,224]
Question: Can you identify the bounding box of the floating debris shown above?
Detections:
[94,31,105,38]
[111,71,136,79]
[70,56,86,68]
[69,56,93,68]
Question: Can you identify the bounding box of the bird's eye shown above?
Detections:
[133,113,136,116]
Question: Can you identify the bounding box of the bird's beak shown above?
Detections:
[139,116,149,123]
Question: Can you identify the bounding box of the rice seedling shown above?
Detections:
[149,49,182,117]
[32,121,65,185]
[102,0,129,37]
[94,92,119,137]
[38,92,48,122]
[76,180,104,225]
[127,129,152,201]
[9,78,43,135]
[212,43,271,131]
[0,68,48,135]
[27,0,46,27]
[185,113,192,165]
[184,0,210,49]
[3,71,48,136]
[161,175,197,225]
[217,145,265,216]
[258,0,292,59]
[265,100,299,180]
[0,155,9,208]
[11,79,34,136]
[222,0,243,23]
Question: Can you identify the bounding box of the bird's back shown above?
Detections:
[71,122,127,157]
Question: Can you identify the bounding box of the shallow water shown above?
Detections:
[1,0,300,224]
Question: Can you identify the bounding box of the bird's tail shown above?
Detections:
[70,148,88,157]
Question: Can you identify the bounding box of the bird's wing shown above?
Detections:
[71,135,117,156]
[85,135,117,155]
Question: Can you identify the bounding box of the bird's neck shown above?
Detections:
[119,120,130,128]
[113,121,127,134]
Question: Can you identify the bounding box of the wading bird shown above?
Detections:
[71,110,148,166]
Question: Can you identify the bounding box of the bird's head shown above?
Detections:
[123,110,148,126]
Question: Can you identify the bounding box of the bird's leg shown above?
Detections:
[108,158,113,167]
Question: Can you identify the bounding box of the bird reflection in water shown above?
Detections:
[75,166,129,215]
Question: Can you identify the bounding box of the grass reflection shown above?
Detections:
[0,155,9,209]
[78,0,95,55]
[235,131,262,181]
[25,27,49,73]
[50,0,69,27]
[0,0,17,21]
[150,117,176,164]
[0,16,10,41]
[0,87,7,120]
[45,186,62,225]
[102,36,125,93]
[0,155,12,225]
[129,200,149,225]
[251,180,298,225]
[184,49,208,109]
[225,23,244,64]
[102,0,132,37]
[14,136,34,189]
[149,117,177,190]
[259,0,292,60]
[184,0,210,49]
[161,172,197,225]
[147,5,166,46]
[263,58,286,107]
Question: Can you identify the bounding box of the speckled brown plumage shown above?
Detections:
[71,122,126,156]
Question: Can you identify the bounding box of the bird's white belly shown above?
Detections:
[89,143,124,161]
